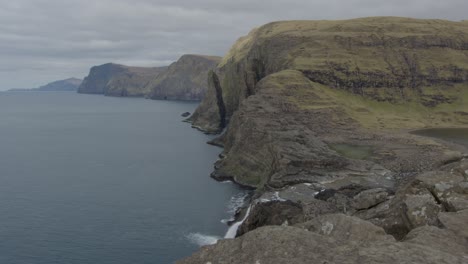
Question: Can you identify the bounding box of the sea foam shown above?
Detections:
[186,233,220,246]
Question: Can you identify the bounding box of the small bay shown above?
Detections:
[412,128,468,148]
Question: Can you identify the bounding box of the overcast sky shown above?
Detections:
[0,0,467,90]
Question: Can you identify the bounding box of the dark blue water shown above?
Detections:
[0,92,245,264]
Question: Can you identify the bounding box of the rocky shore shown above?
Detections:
[178,17,468,263]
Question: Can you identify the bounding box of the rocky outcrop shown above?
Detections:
[77,63,167,97]
[182,161,468,263]
[146,55,221,101]
[178,213,468,264]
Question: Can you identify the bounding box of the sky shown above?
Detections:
[1,0,467,90]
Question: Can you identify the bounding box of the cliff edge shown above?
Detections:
[181,17,468,263]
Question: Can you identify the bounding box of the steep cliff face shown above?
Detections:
[146,54,221,101]
[190,17,468,132]
[182,17,468,264]
[77,63,166,96]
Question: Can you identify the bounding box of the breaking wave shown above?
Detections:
[186,233,220,246]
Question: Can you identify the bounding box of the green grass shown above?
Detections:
[262,70,468,130]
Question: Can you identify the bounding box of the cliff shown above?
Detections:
[189,17,468,133]
[78,54,220,99]
[181,17,468,263]
[146,54,221,100]
[77,63,167,97]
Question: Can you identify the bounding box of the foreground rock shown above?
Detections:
[178,214,468,264]
[182,17,468,263]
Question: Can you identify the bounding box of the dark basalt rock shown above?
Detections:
[181,112,191,117]
[237,200,304,237]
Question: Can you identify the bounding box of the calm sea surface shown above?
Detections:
[412,128,468,148]
[0,92,245,264]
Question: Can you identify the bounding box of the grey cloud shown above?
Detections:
[0,0,467,89]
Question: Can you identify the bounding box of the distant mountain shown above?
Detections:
[78,54,221,100]
[38,78,82,91]
[8,78,82,92]
[77,63,167,97]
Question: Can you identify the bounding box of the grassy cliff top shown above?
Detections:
[220,17,468,69]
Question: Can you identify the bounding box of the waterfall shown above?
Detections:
[224,205,252,239]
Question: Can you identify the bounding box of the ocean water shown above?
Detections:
[0,92,246,264]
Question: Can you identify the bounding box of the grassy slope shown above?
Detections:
[272,70,468,129]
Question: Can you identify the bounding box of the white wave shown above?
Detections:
[224,205,252,239]
[221,217,235,224]
[226,192,249,215]
[187,233,220,247]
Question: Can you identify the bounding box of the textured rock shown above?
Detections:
[402,189,441,229]
[352,188,389,210]
[297,214,395,243]
[237,200,304,236]
[438,209,468,238]
[178,215,467,264]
